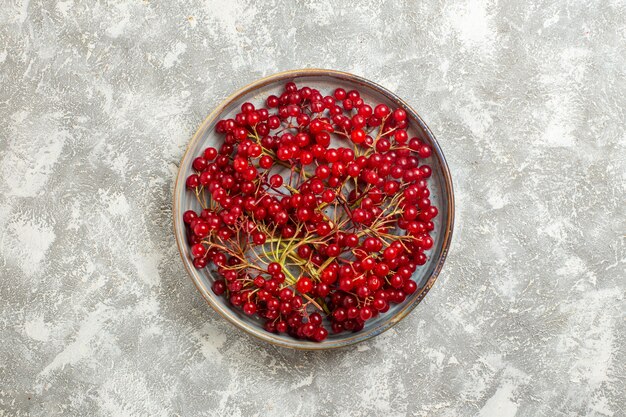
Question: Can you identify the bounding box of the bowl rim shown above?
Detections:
[173,68,455,350]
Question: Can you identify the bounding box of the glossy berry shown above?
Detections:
[296,277,313,294]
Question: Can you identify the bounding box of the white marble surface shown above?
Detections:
[1,1,625,416]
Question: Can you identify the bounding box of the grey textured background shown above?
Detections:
[1,0,625,416]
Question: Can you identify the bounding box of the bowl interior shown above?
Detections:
[174,70,453,349]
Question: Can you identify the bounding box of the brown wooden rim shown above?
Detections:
[173,68,455,350]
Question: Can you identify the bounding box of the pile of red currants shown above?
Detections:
[184,82,437,342]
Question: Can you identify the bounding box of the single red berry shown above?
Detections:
[321,189,335,203]
[267,115,281,129]
[351,129,366,144]
[191,243,206,258]
[315,165,331,179]
[394,129,408,144]
[296,277,313,294]
[269,174,283,188]
[243,302,257,315]
[183,210,197,224]
[312,327,328,342]
[333,308,347,322]
[383,246,398,261]
[259,155,273,169]
[204,147,218,160]
[359,307,373,321]
[374,104,390,119]
[393,108,407,122]
[241,102,255,113]
[247,144,262,157]
[266,95,279,107]
[193,257,207,269]
[358,104,372,117]
[418,145,432,158]
[346,307,359,319]
[267,262,281,275]
[279,287,293,301]
[404,280,418,294]
[334,88,347,100]
[212,280,227,295]
[252,232,266,245]
[186,174,200,188]
[193,222,209,238]
[193,157,208,171]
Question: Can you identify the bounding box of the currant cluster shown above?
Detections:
[184,81,437,342]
